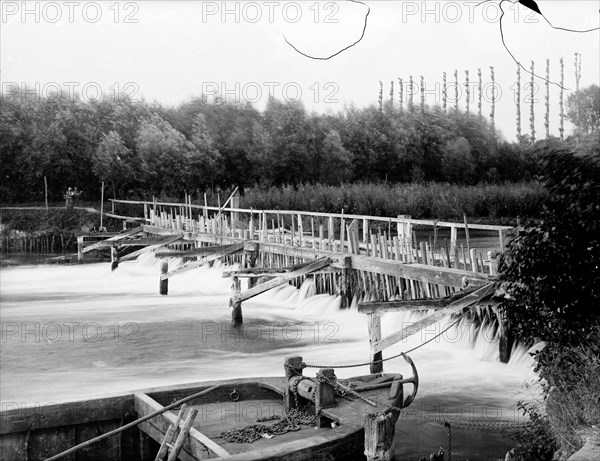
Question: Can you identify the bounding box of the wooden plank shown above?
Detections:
[222,263,306,278]
[358,287,478,313]
[161,243,244,280]
[0,395,134,434]
[349,255,490,288]
[82,227,144,253]
[116,237,177,247]
[234,258,331,303]
[372,283,495,353]
[143,225,185,237]
[134,392,229,458]
[116,234,183,264]
[156,244,239,258]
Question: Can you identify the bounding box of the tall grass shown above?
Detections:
[237,182,545,223]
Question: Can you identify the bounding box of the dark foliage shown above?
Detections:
[1,87,545,203]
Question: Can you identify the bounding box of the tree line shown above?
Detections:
[0,84,597,203]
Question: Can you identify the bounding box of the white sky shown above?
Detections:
[1,0,599,140]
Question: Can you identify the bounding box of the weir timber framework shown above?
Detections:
[80,197,515,367]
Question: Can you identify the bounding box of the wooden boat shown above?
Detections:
[0,354,419,461]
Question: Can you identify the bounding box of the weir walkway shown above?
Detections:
[78,196,515,367]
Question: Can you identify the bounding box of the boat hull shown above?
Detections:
[1,376,374,461]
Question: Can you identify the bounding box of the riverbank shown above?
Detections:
[0,206,117,253]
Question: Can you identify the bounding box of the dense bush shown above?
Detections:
[499,140,600,457]
[238,182,545,221]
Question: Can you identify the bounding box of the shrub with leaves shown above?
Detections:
[499,140,600,456]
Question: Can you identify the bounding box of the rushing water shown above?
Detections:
[0,256,537,459]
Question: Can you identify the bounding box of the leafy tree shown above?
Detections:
[499,141,600,458]
[499,146,599,345]
[136,114,194,195]
[263,99,311,185]
[188,113,222,190]
[566,84,600,136]
[441,136,475,184]
[92,131,136,197]
[319,129,353,184]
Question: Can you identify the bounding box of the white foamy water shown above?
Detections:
[0,259,538,459]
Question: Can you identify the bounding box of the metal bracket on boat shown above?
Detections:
[230,389,240,402]
[389,353,419,408]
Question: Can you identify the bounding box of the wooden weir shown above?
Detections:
[85,197,514,362]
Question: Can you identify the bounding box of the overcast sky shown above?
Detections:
[2,0,599,140]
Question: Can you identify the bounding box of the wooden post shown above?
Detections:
[340,211,345,253]
[231,276,242,326]
[100,181,104,230]
[284,356,304,413]
[364,410,400,461]
[464,214,472,269]
[450,225,458,254]
[44,176,48,211]
[110,246,118,271]
[489,252,499,275]
[166,408,199,461]
[340,268,351,309]
[470,249,479,273]
[160,262,169,295]
[319,225,324,250]
[399,215,412,248]
[499,229,506,251]
[245,242,259,289]
[367,313,383,373]
[328,216,334,249]
[315,368,337,428]
[76,236,83,261]
[419,241,428,265]
[499,316,513,363]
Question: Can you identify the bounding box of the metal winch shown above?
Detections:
[288,375,318,402]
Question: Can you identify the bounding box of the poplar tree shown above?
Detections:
[408,76,414,112]
[490,66,496,132]
[454,69,459,113]
[398,78,404,113]
[530,61,536,143]
[477,68,482,120]
[465,70,470,114]
[545,59,550,138]
[420,75,425,114]
[559,58,565,140]
[442,72,447,114]
[516,65,522,142]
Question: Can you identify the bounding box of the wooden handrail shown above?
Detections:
[109,199,513,231]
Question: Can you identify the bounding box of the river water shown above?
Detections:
[0,256,537,460]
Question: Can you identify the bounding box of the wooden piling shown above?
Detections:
[77,236,84,262]
[499,315,513,363]
[160,262,169,295]
[364,410,400,461]
[284,356,304,413]
[367,313,383,373]
[231,276,243,326]
[315,368,337,428]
